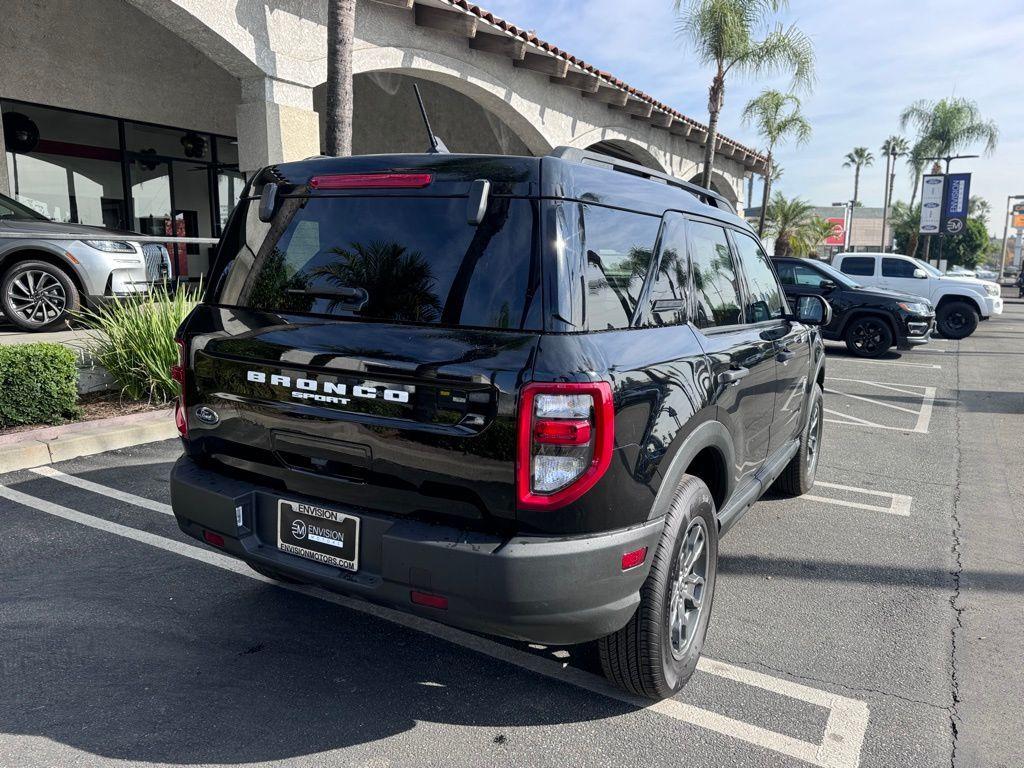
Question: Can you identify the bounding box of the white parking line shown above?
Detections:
[29,466,173,515]
[0,481,870,768]
[804,481,913,516]
[827,359,941,369]
[824,378,935,434]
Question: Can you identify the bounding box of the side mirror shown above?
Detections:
[794,295,832,326]
[818,279,836,291]
[913,268,928,279]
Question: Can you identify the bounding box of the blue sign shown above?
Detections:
[941,172,971,235]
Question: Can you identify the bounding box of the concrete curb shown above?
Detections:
[0,409,177,474]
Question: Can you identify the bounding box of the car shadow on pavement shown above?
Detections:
[719,553,1024,594]
[1,516,639,765]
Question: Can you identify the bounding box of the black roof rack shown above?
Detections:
[547,146,733,211]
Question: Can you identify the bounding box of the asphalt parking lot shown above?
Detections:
[2,299,1021,768]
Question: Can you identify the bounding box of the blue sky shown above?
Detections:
[480,0,1023,234]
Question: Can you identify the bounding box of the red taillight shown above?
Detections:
[621,547,648,571]
[410,590,448,609]
[309,173,433,190]
[172,338,187,438]
[203,530,225,548]
[516,382,614,511]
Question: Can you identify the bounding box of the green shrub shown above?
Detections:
[76,282,200,404]
[0,343,81,428]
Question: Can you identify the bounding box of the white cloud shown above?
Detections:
[480,0,1024,233]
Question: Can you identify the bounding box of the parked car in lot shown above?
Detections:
[0,192,171,331]
[831,252,1002,339]
[772,256,934,357]
[170,148,831,700]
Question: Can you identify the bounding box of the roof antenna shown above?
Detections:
[413,83,449,154]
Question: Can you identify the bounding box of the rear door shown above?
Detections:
[836,254,879,287]
[686,220,776,484]
[732,232,808,453]
[184,185,543,527]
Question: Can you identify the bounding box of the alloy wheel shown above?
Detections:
[851,320,884,354]
[7,270,67,326]
[668,517,709,660]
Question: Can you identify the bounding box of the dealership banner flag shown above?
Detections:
[919,175,944,234]
[941,173,971,235]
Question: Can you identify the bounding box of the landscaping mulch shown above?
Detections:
[0,392,169,437]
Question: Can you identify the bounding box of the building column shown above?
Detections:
[0,122,10,196]
[235,77,320,172]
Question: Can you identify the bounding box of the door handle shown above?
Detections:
[777,348,796,364]
[717,367,749,386]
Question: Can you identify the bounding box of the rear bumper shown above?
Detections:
[170,456,663,645]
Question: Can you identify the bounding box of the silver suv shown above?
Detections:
[0,192,172,331]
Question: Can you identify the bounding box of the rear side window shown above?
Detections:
[733,233,785,322]
[216,195,540,329]
[882,257,917,277]
[775,260,826,287]
[581,204,660,330]
[840,256,876,276]
[688,221,743,328]
[646,213,689,327]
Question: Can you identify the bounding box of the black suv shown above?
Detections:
[170,148,830,700]
[772,256,934,358]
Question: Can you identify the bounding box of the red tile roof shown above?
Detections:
[439,0,766,165]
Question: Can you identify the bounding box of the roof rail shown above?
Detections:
[547,146,734,211]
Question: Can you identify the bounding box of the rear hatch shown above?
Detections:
[180,157,543,529]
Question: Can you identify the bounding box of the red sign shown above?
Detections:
[824,217,846,246]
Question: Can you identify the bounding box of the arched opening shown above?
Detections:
[585,139,665,172]
[688,171,739,208]
[314,72,535,157]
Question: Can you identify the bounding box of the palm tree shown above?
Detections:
[879,136,909,250]
[765,192,813,257]
[799,216,836,257]
[900,97,999,168]
[324,0,358,156]
[673,0,815,190]
[741,89,812,237]
[842,147,874,204]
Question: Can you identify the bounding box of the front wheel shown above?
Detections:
[598,475,719,700]
[844,316,893,358]
[936,301,979,339]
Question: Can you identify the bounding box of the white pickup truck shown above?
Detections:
[832,252,1002,339]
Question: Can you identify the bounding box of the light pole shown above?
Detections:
[998,195,1024,283]
[832,200,854,252]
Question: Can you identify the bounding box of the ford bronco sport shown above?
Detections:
[169,148,830,700]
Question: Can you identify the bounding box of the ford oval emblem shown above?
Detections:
[195,406,220,425]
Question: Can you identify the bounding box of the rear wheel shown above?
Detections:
[844,316,893,358]
[773,383,823,496]
[936,300,979,339]
[598,475,718,699]
[1,260,80,331]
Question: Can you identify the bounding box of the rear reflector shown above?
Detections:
[533,418,592,445]
[203,530,225,548]
[309,172,433,190]
[410,590,448,610]
[174,400,187,439]
[621,547,648,570]
[172,338,187,438]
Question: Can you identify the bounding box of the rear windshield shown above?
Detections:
[213,195,540,329]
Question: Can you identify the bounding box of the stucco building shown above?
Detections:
[1,0,766,277]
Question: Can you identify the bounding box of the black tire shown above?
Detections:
[247,561,306,584]
[772,383,823,497]
[1,260,80,331]
[936,300,979,339]
[843,315,893,358]
[598,475,718,699]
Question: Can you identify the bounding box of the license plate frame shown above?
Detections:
[276,499,360,572]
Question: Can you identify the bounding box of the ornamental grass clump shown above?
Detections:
[76,282,200,404]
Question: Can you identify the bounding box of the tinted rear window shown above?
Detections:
[840,256,876,276]
[214,195,540,329]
